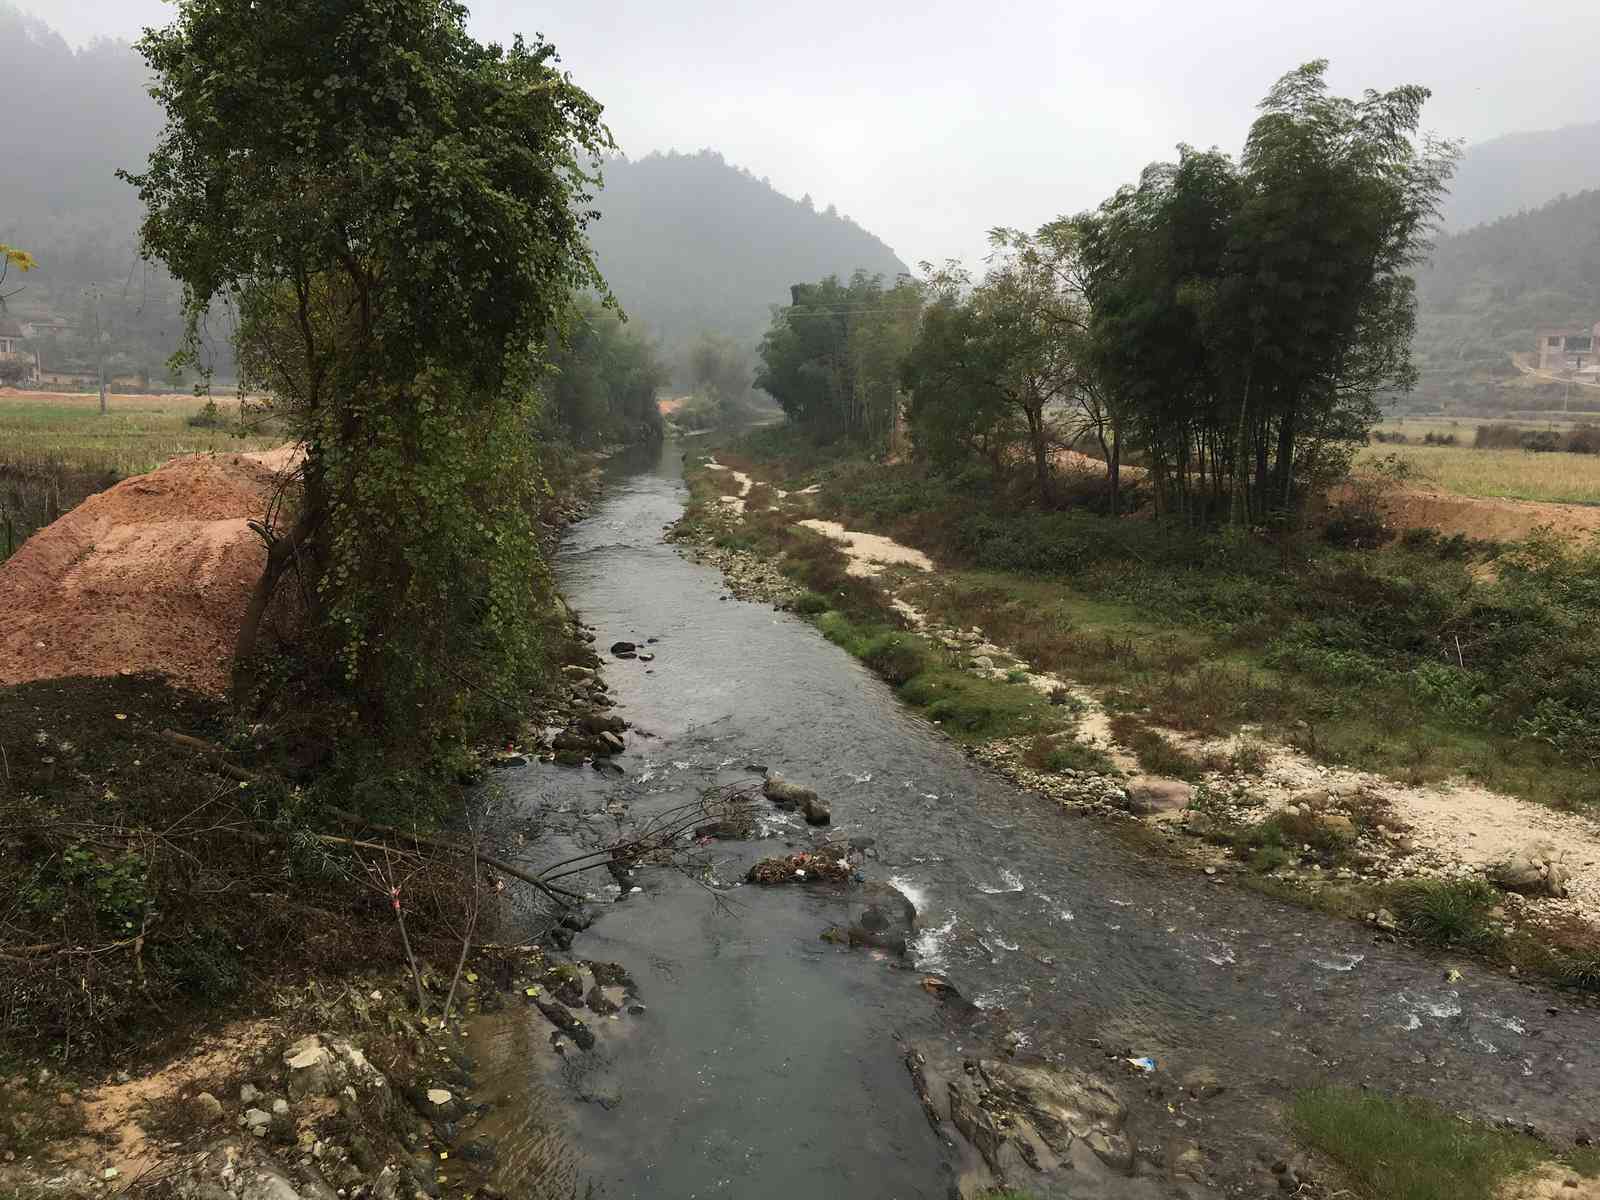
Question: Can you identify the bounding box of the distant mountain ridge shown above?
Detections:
[1444,120,1600,232]
[0,5,910,372]
[587,150,911,356]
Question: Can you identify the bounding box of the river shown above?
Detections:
[474,435,1596,1197]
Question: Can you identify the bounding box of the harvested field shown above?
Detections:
[1357,441,1600,505]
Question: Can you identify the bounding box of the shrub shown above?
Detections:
[1020,731,1112,774]
[791,590,830,615]
[1109,715,1205,780]
[1389,878,1498,949]
[1475,422,1525,449]
[861,632,934,686]
[186,398,227,428]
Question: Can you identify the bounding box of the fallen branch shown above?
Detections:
[153,729,256,783]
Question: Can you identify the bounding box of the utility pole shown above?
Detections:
[90,287,108,415]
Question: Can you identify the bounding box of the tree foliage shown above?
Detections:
[755,271,921,448]
[903,225,1097,502]
[124,0,614,742]
[1073,61,1455,520]
[542,299,666,447]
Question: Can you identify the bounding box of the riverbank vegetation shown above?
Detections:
[1293,1087,1600,1200]
[726,425,1600,812]
[1,0,641,1069]
[761,61,1456,528]
[731,62,1600,812]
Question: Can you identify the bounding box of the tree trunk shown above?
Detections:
[1026,403,1050,503]
[232,501,318,686]
[1229,362,1254,527]
[1275,404,1299,512]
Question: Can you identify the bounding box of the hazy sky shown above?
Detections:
[28,0,1600,267]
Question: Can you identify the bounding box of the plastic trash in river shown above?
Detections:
[1126,1055,1157,1073]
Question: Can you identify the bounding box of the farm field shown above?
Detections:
[0,389,282,560]
[1357,440,1600,504]
[0,389,279,477]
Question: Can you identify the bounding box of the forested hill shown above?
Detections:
[587,151,911,356]
[1408,187,1600,409]
[1444,121,1600,231]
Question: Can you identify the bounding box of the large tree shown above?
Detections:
[756,271,921,448]
[902,228,1092,502]
[1078,62,1456,521]
[125,0,613,731]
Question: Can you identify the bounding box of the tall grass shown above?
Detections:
[1355,442,1600,503]
[1292,1088,1543,1200]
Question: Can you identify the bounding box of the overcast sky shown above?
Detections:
[27,0,1600,267]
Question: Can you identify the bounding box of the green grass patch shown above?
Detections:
[1108,714,1208,780]
[1019,731,1115,775]
[1292,1086,1544,1200]
[1388,878,1500,950]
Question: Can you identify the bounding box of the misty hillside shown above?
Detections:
[1408,187,1600,410]
[0,3,909,379]
[1444,121,1600,232]
[587,150,910,357]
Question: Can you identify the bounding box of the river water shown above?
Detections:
[478,435,1596,1197]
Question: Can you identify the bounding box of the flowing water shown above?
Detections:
[475,436,1597,1197]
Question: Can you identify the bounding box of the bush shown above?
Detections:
[186,398,227,428]
[1475,422,1525,449]
[790,590,830,615]
[1389,878,1498,949]
[861,632,934,686]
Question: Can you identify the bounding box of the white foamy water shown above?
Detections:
[977,868,1024,895]
[910,914,958,969]
[1312,952,1364,972]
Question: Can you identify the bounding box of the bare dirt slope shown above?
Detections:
[0,448,298,695]
[1373,485,1600,543]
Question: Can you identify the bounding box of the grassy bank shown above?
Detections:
[1292,1087,1598,1200]
[716,425,1600,815]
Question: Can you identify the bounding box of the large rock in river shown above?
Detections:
[764,772,831,823]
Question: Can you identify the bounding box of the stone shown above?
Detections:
[191,1091,224,1124]
[284,1036,337,1099]
[595,731,626,756]
[243,1107,272,1136]
[609,641,637,657]
[970,655,995,670]
[1317,812,1357,839]
[1492,841,1571,898]
[763,772,820,810]
[1290,787,1330,808]
[577,713,625,736]
[1372,907,1400,932]
[802,795,832,825]
[240,1083,262,1103]
[585,985,624,1016]
[1123,777,1193,816]
[271,1097,289,1115]
[1180,1066,1224,1101]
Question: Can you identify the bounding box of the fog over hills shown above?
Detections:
[1444,121,1600,232]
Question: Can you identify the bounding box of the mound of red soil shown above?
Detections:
[0,449,299,696]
